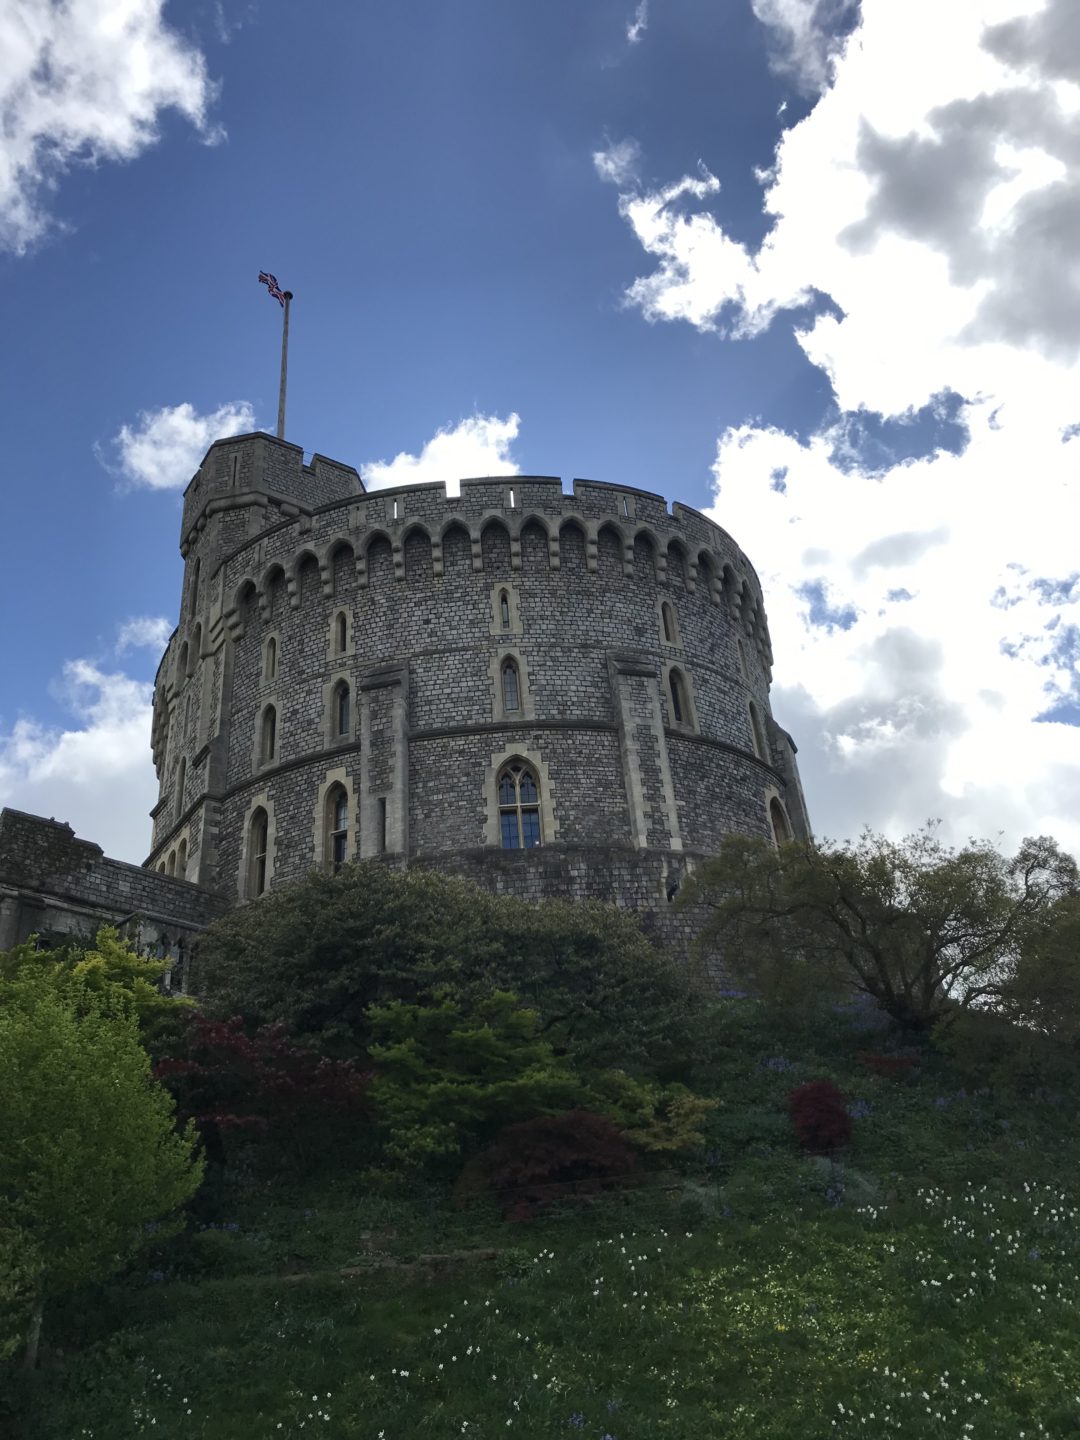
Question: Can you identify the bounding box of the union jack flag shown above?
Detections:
[258,270,285,306]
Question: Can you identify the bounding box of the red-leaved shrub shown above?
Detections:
[787,1079,852,1156]
[470,1109,638,1221]
[856,1051,920,1081]
[154,1013,372,1175]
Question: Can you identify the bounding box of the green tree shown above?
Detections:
[367,989,588,1175]
[681,824,1079,1033]
[0,972,203,1367]
[193,863,701,1075]
[0,926,193,1043]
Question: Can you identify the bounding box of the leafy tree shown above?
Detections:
[681,824,1079,1033]
[193,863,701,1075]
[0,926,193,1041]
[0,1214,40,1364]
[0,971,202,1367]
[366,990,589,1176]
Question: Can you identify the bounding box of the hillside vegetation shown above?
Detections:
[3,827,1080,1439]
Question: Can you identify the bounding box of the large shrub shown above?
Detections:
[786,1079,853,1156]
[154,1013,373,1188]
[469,1110,640,1221]
[193,863,701,1075]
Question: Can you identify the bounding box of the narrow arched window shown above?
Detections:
[335,611,347,655]
[335,681,350,737]
[189,558,200,615]
[498,760,542,849]
[326,785,349,871]
[770,798,792,846]
[501,659,520,713]
[158,860,166,875]
[499,590,511,630]
[662,602,675,644]
[265,637,277,681]
[177,838,187,879]
[167,849,176,877]
[669,670,685,725]
[749,700,767,759]
[175,756,186,814]
[261,705,277,764]
[248,808,269,897]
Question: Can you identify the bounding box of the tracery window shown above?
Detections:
[326,785,349,871]
[501,658,521,713]
[498,760,542,849]
[248,808,269,897]
[770,797,792,846]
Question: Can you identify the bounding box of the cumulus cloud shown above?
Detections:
[751,0,859,97]
[103,400,256,490]
[598,0,1080,859]
[0,659,157,863]
[626,1,649,46]
[362,413,522,496]
[116,616,173,653]
[0,0,219,254]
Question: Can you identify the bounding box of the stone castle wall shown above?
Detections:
[146,432,810,936]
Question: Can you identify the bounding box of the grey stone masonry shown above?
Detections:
[144,430,811,955]
[0,809,226,980]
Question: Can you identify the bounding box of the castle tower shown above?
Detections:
[146,432,810,939]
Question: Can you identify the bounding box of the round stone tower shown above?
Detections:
[146,432,810,936]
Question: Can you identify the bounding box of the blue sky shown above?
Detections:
[1,0,1078,864]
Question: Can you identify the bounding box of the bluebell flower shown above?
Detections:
[567,1413,585,1429]
[1028,1247,1041,1261]
[848,1100,872,1119]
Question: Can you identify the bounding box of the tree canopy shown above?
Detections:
[193,862,703,1075]
[0,968,203,1365]
[680,823,1079,1033]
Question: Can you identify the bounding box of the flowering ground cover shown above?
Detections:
[19,1173,1080,1439]
[11,994,1080,1439]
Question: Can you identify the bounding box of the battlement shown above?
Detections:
[180,432,364,555]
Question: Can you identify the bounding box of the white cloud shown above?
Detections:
[626,0,649,46]
[599,0,1080,861]
[116,616,173,653]
[103,400,256,490]
[0,659,157,864]
[593,138,642,188]
[751,0,859,97]
[0,0,219,254]
[362,413,522,496]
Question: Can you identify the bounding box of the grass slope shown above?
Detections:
[10,998,1080,1439]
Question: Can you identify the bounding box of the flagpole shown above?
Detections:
[276,290,293,440]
